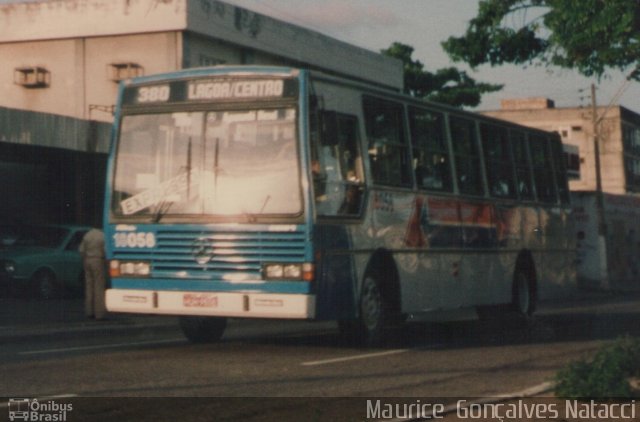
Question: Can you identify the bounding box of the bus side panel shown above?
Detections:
[313,224,357,320]
[488,204,522,304]
[362,191,453,314]
[537,206,575,300]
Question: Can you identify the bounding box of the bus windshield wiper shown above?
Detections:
[152,200,174,223]
[241,196,272,223]
[153,137,192,223]
[259,195,271,214]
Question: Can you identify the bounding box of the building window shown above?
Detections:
[198,54,226,67]
[108,63,144,82]
[14,67,50,88]
[623,124,640,192]
[563,144,581,181]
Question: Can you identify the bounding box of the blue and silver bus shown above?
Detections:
[104,66,574,345]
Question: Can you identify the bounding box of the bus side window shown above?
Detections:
[550,137,571,204]
[315,112,365,217]
[529,134,558,203]
[511,131,535,201]
[363,97,412,188]
[449,116,484,196]
[409,107,452,192]
[480,123,516,199]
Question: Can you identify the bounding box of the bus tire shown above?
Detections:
[511,267,536,327]
[354,274,390,347]
[179,316,227,343]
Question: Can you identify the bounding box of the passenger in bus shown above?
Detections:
[338,183,362,215]
[311,159,327,201]
[491,179,510,197]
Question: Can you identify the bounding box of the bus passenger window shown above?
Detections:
[480,124,516,199]
[550,137,571,204]
[449,116,484,196]
[511,131,535,200]
[313,112,365,217]
[409,107,452,192]
[529,134,558,203]
[363,98,412,188]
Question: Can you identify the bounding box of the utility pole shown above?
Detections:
[591,83,609,289]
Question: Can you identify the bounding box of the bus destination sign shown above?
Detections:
[122,77,298,106]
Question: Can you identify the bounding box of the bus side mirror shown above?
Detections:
[320,111,339,146]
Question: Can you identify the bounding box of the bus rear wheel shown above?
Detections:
[179,316,227,343]
[511,268,536,327]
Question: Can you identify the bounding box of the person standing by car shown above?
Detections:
[79,228,107,320]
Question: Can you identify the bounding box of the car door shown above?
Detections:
[59,229,87,287]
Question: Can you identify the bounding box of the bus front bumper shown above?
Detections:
[105,289,316,319]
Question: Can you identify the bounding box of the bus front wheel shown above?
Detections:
[339,274,390,347]
[179,316,227,343]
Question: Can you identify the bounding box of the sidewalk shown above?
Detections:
[0,297,178,343]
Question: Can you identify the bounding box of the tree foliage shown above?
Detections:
[381,42,503,108]
[442,0,640,81]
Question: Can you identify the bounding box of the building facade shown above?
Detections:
[1,0,402,130]
[484,98,640,290]
[0,0,402,225]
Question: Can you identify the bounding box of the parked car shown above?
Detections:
[0,224,91,299]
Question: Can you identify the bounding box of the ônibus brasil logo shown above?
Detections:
[8,398,73,421]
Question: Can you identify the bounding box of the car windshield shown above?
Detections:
[111,108,302,219]
[13,226,69,249]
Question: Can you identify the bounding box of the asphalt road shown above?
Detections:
[1,291,640,421]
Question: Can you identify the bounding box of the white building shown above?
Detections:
[0,0,402,224]
[1,0,402,129]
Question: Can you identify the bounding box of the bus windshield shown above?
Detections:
[111,107,301,219]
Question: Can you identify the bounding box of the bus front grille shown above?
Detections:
[115,228,308,280]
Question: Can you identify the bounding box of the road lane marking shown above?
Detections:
[496,380,555,398]
[398,381,556,421]
[301,349,410,366]
[19,338,185,356]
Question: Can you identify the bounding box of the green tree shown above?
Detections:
[442,0,640,81]
[381,42,503,108]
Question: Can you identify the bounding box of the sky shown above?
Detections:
[222,0,640,113]
[1,0,639,112]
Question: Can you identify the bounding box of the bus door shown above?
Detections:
[311,110,366,320]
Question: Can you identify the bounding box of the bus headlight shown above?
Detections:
[264,264,284,279]
[263,263,314,281]
[283,264,302,279]
[109,260,151,278]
